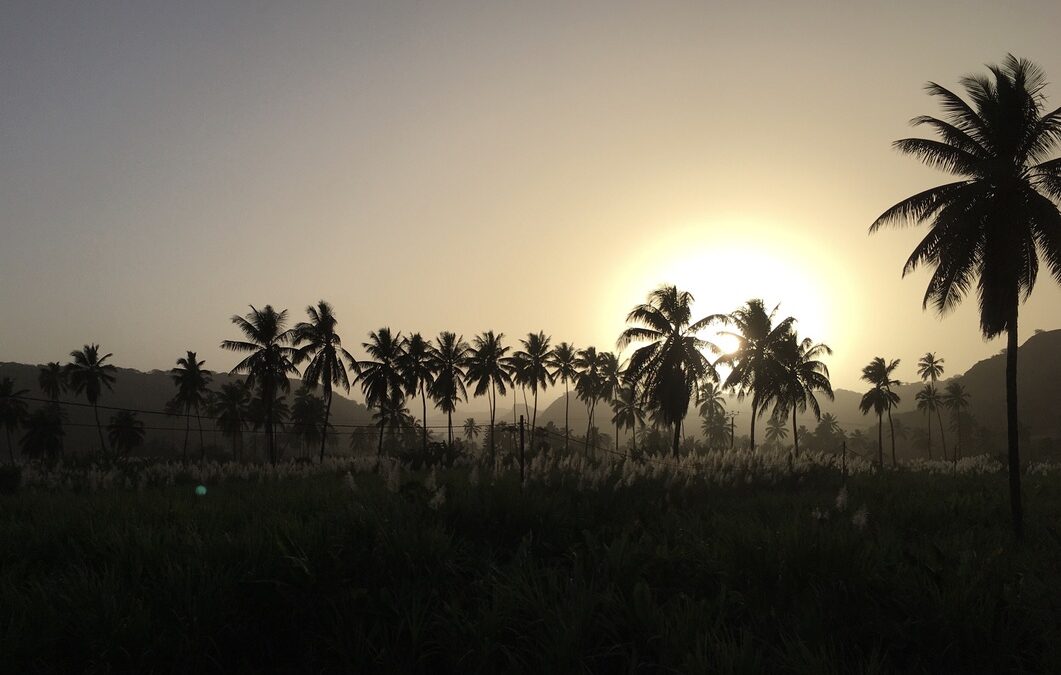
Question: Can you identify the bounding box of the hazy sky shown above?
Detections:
[3,0,1061,397]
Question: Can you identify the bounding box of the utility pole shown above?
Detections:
[519,414,525,492]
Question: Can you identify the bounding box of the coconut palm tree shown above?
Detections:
[358,328,407,458]
[511,332,553,453]
[292,300,357,463]
[574,346,603,453]
[463,417,480,446]
[870,56,1061,538]
[429,332,470,446]
[697,381,726,420]
[917,353,945,382]
[700,409,729,451]
[168,351,212,463]
[943,381,971,460]
[765,335,834,456]
[19,406,64,462]
[547,341,578,453]
[65,344,118,460]
[860,357,902,468]
[398,332,436,456]
[465,331,512,466]
[765,415,788,450]
[291,386,330,459]
[915,384,945,460]
[38,362,66,402]
[0,378,29,463]
[610,385,645,454]
[617,285,720,458]
[248,391,290,461]
[209,381,252,462]
[106,410,144,460]
[221,305,299,465]
[715,299,795,451]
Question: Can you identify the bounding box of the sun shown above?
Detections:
[709,331,741,355]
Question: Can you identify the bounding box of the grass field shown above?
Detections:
[3,457,1060,673]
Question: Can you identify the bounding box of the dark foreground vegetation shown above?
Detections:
[3,468,1060,673]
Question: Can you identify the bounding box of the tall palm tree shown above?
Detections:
[463,417,480,446]
[610,385,645,454]
[766,335,834,456]
[221,306,299,465]
[429,332,470,446]
[943,381,971,460]
[291,386,330,459]
[465,331,512,466]
[293,300,357,463]
[168,351,212,463]
[574,346,603,453]
[700,409,729,451]
[765,416,788,450]
[209,381,252,462]
[697,381,726,420]
[618,285,720,458]
[715,299,795,451]
[65,344,118,460]
[917,352,948,459]
[106,410,144,460]
[547,341,578,453]
[915,384,945,460]
[358,328,406,459]
[511,332,553,453]
[397,332,435,456]
[248,391,291,461]
[38,362,66,402]
[870,56,1061,538]
[860,357,902,468]
[0,378,29,463]
[19,406,64,462]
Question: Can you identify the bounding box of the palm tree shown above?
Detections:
[65,344,118,460]
[396,332,436,456]
[574,346,603,453]
[209,381,252,462]
[428,332,470,446]
[915,384,945,460]
[610,385,645,454]
[510,332,553,453]
[766,335,834,456]
[617,285,720,458]
[464,331,512,466]
[700,409,729,451]
[168,351,212,463]
[463,417,480,446]
[293,300,357,463]
[547,341,578,453]
[248,391,290,461]
[943,381,971,460]
[697,381,726,420]
[715,299,795,451]
[916,352,948,459]
[20,406,64,462]
[765,415,788,450]
[0,378,29,463]
[106,410,144,460]
[870,56,1061,538]
[358,328,406,459]
[38,362,66,402]
[221,305,299,465]
[860,357,902,468]
[291,386,330,459]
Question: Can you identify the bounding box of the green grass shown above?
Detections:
[3,469,1060,673]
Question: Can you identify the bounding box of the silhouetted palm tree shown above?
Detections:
[465,331,512,466]
[916,352,948,459]
[397,332,436,456]
[511,332,553,453]
[293,300,357,463]
[38,362,66,402]
[716,299,794,451]
[574,346,603,453]
[221,306,299,465]
[860,357,902,468]
[20,406,64,462]
[65,344,117,460]
[359,328,406,459]
[168,351,212,463]
[248,391,290,460]
[915,384,945,460]
[610,385,645,454]
[429,332,470,446]
[0,378,29,463]
[547,341,578,453]
[697,381,726,420]
[107,410,144,460]
[943,382,971,460]
[209,381,251,462]
[765,415,788,450]
[291,386,330,459]
[700,409,729,451]
[463,417,480,445]
[870,56,1061,538]
[766,335,834,456]
[618,285,720,457]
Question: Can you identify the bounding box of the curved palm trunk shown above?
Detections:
[376,413,386,458]
[1006,312,1023,540]
[886,407,896,467]
[792,408,799,457]
[615,419,619,453]
[530,387,538,455]
[672,420,681,458]
[447,409,453,446]
[749,398,757,452]
[197,410,205,463]
[563,381,570,453]
[319,388,333,464]
[935,408,948,461]
[877,412,883,469]
[420,385,429,453]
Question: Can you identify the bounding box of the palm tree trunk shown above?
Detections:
[926,412,932,459]
[93,403,107,461]
[1006,311,1023,540]
[886,408,896,467]
[197,411,205,463]
[672,420,681,458]
[792,408,799,457]
[182,414,190,464]
[320,388,333,464]
[749,398,757,452]
[377,414,385,458]
[421,385,428,454]
[564,381,570,453]
[531,387,538,455]
[936,409,948,461]
[489,382,496,468]
[877,412,883,469]
[447,410,453,446]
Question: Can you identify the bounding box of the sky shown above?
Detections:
[3,0,1061,399]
